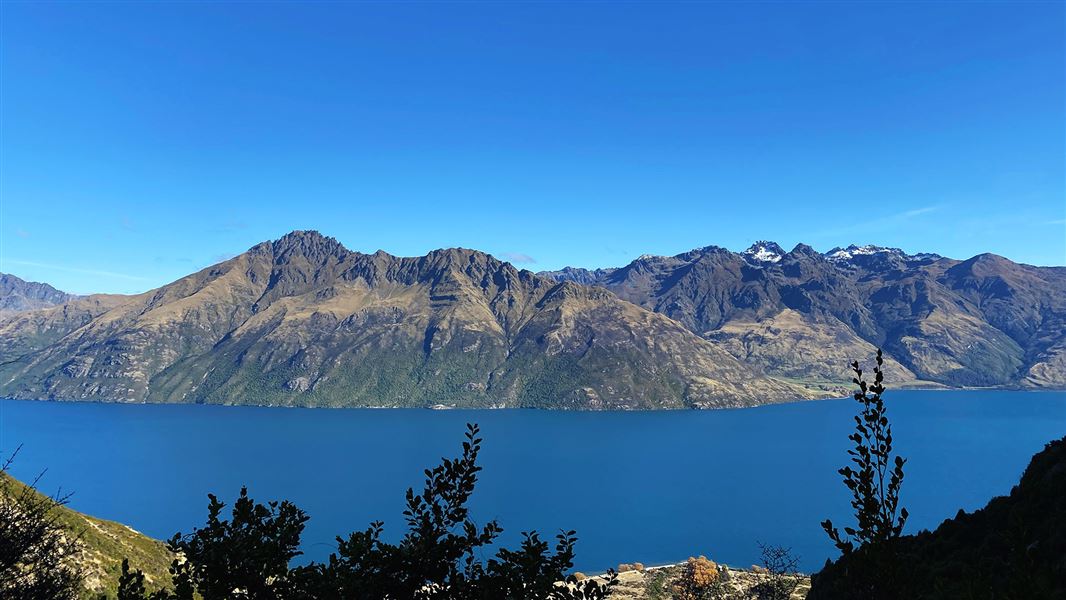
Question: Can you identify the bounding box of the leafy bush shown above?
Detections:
[812,349,908,599]
[119,424,616,600]
[644,569,670,600]
[673,555,720,600]
[821,349,908,556]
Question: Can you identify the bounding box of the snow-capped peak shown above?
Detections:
[742,241,785,264]
[825,244,892,262]
[825,244,941,264]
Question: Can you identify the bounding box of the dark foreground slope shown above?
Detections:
[544,243,1066,390]
[0,231,810,409]
[810,436,1066,599]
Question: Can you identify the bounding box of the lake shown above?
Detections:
[1,390,1063,574]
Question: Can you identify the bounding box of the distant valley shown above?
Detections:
[1,232,1062,409]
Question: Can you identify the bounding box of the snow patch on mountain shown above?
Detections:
[826,244,941,263]
[742,241,785,264]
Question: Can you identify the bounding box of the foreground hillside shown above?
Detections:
[0,471,173,598]
[543,242,1066,390]
[809,435,1066,599]
[0,231,811,409]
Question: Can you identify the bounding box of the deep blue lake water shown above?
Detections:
[1,390,1063,573]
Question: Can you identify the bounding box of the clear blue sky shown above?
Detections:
[1,1,1063,295]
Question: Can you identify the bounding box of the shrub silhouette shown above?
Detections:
[811,435,1066,599]
[820,349,908,556]
[745,543,800,600]
[811,350,907,599]
[115,558,176,600]
[166,486,308,600]
[0,448,83,600]
[119,423,616,600]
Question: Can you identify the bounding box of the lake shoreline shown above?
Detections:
[2,385,1063,412]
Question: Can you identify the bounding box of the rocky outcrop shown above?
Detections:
[602,560,810,599]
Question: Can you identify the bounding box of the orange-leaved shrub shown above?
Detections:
[673,555,719,600]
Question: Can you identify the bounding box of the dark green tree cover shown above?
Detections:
[118,424,616,600]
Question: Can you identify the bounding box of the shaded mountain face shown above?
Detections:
[0,231,812,409]
[0,273,77,317]
[541,244,1066,389]
[535,266,617,286]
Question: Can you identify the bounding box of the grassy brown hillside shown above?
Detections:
[0,231,813,409]
[0,471,173,598]
[0,295,131,360]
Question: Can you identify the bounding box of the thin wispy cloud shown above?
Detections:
[15,229,31,239]
[810,204,944,240]
[501,252,536,264]
[2,259,152,282]
[898,205,941,219]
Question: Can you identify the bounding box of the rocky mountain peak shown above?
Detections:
[824,244,943,266]
[419,247,510,275]
[675,245,729,262]
[743,241,786,264]
[0,273,78,316]
[825,244,896,262]
[270,230,349,264]
[788,243,820,258]
[946,252,1015,278]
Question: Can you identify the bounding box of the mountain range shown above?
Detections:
[0,231,809,409]
[0,273,77,317]
[541,241,1066,390]
[1,231,1062,409]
